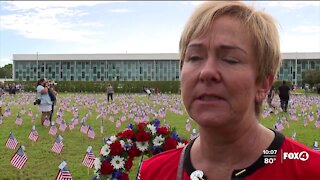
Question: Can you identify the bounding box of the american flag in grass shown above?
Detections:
[10,145,28,169]
[87,126,95,139]
[80,121,88,134]
[52,135,64,154]
[15,114,23,125]
[82,146,95,168]
[28,126,39,142]
[5,132,18,149]
[43,116,51,127]
[69,119,75,130]
[313,140,320,152]
[59,120,67,132]
[49,122,58,136]
[56,161,73,180]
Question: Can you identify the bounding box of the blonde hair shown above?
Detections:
[179,1,281,116]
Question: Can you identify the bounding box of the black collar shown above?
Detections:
[183,129,285,179]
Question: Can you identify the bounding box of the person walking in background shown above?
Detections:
[0,83,4,117]
[278,80,290,112]
[139,1,320,179]
[36,78,52,125]
[106,84,114,102]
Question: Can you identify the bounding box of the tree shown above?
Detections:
[0,64,13,78]
[302,70,320,86]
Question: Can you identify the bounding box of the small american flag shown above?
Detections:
[59,120,67,132]
[28,127,39,142]
[69,120,74,130]
[49,123,58,136]
[313,140,320,152]
[15,114,22,125]
[190,128,199,140]
[56,161,73,180]
[315,117,320,128]
[185,119,191,132]
[303,117,308,127]
[116,119,121,128]
[292,130,296,140]
[121,115,126,122]
[73,117,79,125]
[80,122,88,134]
[52,135,64,154]
[6,132,18,149]
[10,145,28,169]
[20,107,26,115]
[87,126,95,139]
[56,115,62,125]
[43,117,51,127]
[28,108,33,117]
[274,118,284,131]
[82,146,95,168]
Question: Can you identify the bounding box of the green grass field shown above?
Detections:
[0,93,319,179]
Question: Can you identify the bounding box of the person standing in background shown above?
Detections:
[0,83,4,117]
[107,84,114,102]
[278,81,290,112]
[48,80,57,122]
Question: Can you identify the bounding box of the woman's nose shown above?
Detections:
[199,57,221,83]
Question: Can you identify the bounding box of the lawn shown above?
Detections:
[0,92,319,179]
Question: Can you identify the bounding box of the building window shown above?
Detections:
[311,61,315,69]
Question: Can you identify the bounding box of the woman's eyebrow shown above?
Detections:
[219,45,247,55]
[187,43,203,49]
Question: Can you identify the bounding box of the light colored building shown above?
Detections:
[278,52,320,85]
[13,53,180,82]
[13,52,320,85]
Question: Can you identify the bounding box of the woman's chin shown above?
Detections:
[192,114,232,128]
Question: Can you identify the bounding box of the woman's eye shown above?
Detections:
[187,56,202,62]
[222,57,239,64]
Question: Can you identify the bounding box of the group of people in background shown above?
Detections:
[143,86,160,96]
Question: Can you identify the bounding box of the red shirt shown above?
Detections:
[139,131,320,180]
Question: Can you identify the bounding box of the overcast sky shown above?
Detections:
[0,1,319,67]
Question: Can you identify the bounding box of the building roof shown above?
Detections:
[13,53,180,61]
[13,52,320,61]
[281,52,320,60]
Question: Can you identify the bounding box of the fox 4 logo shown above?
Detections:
[283,151,309,161]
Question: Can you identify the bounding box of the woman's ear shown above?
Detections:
[255,75,274,102]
